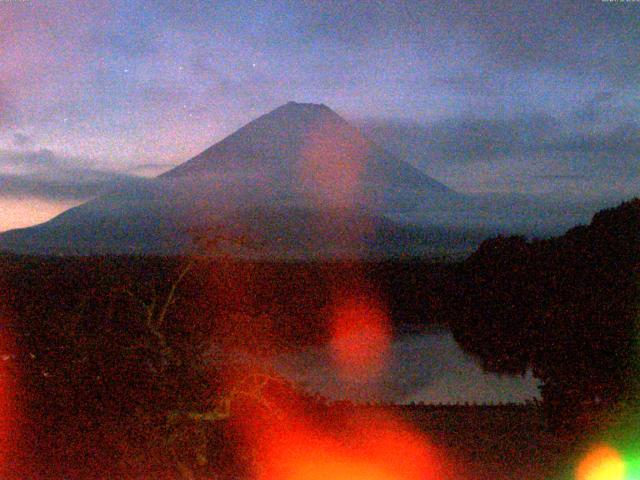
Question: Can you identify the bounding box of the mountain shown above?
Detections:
[0,102,467,257]
[162,102,450,193]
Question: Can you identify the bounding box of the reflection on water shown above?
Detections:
[269,331,541,404]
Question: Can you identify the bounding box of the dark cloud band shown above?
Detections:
[0,149,147,201]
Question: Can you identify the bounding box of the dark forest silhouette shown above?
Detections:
[450,198,640,430]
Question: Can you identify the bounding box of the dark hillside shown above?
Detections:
[450,198,640,430]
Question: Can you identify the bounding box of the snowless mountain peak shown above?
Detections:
[160,102,450,196]
[0,102,459,256]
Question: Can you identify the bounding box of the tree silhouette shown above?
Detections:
[451,198,640,430]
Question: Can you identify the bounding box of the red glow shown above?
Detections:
[227,286,459,479]
[216,267,462,480]
[0,312,18,478]
[252,409,448,480]
[297,117,369,209]
[329,294,391,381]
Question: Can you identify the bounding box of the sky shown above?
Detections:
[0,0,639,232]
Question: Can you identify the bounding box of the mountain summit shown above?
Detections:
[162,101,450,199]
[0,103,461,256]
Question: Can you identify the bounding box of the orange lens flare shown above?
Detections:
[255,411,445,480]
[576,444,625,480]
[221,268,459,480]
[329,295,391,381]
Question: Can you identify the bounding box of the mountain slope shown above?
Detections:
[0,102,462,257]
[162,101,451,195]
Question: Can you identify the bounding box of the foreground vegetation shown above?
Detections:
[0,198,637,478]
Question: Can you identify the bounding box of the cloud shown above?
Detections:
[571,91,617,123]
[0,173,147,201]
[0,149,147,201]
[533,175,588,181]
[126,162,178,177]
[0,148,77,172]
[360,93,640,196]
[12,133,33,148]
[552,121,640,156]
[288,1,640,82]
[361,96,640,170]
[429,73,499,97]
[0,94,7,126]
[0,85,17,128]
[361,115,556,165]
